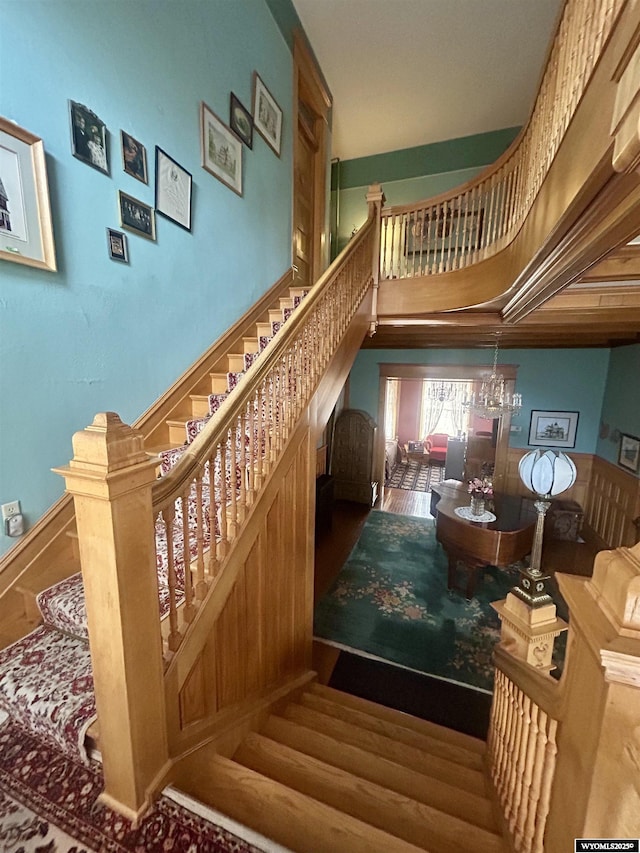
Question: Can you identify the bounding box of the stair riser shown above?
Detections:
[300,692,484,771]
[263,715,497,833]
[283,704,487,797]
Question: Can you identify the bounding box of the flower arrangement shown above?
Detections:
[467,477,494,497]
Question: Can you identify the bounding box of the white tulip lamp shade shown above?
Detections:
[518,449,577,498]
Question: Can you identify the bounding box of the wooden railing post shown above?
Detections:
[53,412,169,823]
[544,543,640,846]
[366,182,385,337]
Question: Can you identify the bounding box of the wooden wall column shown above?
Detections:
[54,412,170,822]
[366,183,385,338]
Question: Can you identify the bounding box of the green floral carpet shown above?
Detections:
[314,510,520,693]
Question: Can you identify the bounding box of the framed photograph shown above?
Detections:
[618,433,640,473]
[230,92,253,149]
[106,227,128,263]
[200,102,243,196]
[118,190,155,241]
[528,410,579,449]
[121,131,147,184]
[69,100,108,175]
[406,205,483,256]
[155,147,192,231]
[0,117,57,271]
[252,72,282,156]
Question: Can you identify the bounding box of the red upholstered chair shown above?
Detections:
[424,433,448,464]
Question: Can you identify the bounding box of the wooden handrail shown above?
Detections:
[150,211,376,656]
[154,214,375,506]
[379,0,625,282]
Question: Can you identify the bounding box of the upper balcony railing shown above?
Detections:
[380,0,624,282]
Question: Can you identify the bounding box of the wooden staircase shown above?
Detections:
[174,682,507,853]
[0,277,310,651]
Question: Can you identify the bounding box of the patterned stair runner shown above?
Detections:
[0,288,310,764]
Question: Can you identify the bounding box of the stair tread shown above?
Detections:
[281,703,488,796]
[263,714,498,832]
[236,732,504,853]
[299,691,484,771]
[310,683,486,754]
[177,752,426,853]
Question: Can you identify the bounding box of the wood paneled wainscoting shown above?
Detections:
[505,447,640,549]
[584,455,640,549]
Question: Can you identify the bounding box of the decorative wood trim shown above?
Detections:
[293,30,332,282]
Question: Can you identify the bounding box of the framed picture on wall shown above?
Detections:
[230,93,253,149]
[155,147,192,231]
[106,227,128,263]
[528,410,579,449]
[121,131,147,184]
[0,116,57,271]
[618,433,640,473]
[252,72,282,156]
[405,204,484,256]
[69,100,109,175]
[200,102,243,196]
[118,190,156,241]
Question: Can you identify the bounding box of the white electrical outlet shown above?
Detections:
[1,500,21,521]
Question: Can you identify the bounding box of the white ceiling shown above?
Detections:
[292,0,563,161]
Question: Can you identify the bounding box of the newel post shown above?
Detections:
[366,182,385,337]
[53,412,169,823]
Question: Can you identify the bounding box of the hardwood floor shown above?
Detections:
[312,485,598,683]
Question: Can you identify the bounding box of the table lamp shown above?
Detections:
[515,448,577,607]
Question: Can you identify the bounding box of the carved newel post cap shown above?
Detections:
[70,412,149,473]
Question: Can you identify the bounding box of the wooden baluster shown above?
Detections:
[532,717,558,853]
[247,396,256,502]
[452,200,464,269]
[510,689,530,834]
[181,486,196,623]
[389,213,397,279]
[488,669,506,777]
[238,409,248,517]
[161,502,181,652]
[208,451,220,578]
[228,427,238,540]
[218,440,229,560]
[523,708,548,852]
[505,684,525,826]
[516,701,540,853]
[195,470,207,598]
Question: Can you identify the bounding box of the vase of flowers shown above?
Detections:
[467,477,494,516]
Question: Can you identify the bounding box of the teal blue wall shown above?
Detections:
[596,344,640,476]
[0,0,294,555]
[348,348,610,455]
[331,127,520,256]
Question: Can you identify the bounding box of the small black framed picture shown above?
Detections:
[69,100,109,175]
[106,228,128,263]
[155,146,192,231]
[230,93,253,149]
[121,131,147,184]
[118,190,156,241]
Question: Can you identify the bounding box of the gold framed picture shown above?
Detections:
[0,116,57,271]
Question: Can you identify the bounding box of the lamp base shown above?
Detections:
[512,566,553,608]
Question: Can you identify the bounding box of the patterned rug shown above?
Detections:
[313,510,519,693]
[386,460,443,492]
[0,714,263,852]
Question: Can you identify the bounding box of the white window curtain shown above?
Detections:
[384,379,399,440]
[420,380,473,438]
